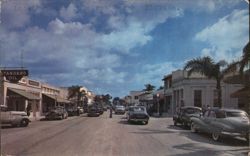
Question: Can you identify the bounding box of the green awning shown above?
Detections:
[231,87,250,98]
[8,88,40,100]
[43,94,71,103]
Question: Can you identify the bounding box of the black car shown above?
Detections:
[126,106,149,125]
[87,105,100,117]
[45,106,68,120]
[96,105,104,115]
[173,106,202,127]
[66,106,79,116]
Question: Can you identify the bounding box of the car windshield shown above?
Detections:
[132,107,145,112]
[226,111,248,118]
[116,106,124,108]
[185,108,201,114]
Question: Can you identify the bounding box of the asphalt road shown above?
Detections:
[1,112,249,156]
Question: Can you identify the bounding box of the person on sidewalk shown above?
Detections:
[109,107,112,118]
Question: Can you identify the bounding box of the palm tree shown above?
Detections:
[240,42,250,74]
[143,84,155,92]
[184,56,231,108]
[68,85,86,107]
[223,42,250,113]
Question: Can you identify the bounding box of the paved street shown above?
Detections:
[1,112,249,156]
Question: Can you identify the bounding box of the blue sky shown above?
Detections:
[0,0,249,98]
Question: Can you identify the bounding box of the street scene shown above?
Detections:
[1,112,249,156]
[0,0,249,156]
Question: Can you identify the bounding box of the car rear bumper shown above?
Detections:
[115,110,125,114]
[129,118,148,122]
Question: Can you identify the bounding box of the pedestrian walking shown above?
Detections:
[109,107,112,118]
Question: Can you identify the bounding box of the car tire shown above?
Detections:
[20,119,29,127]
[212,132,220,141]
[144,121,148,125]
[246,134,249,142]
[190,122,197,133]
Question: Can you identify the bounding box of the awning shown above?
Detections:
[231,87,250,98]
[8,88,40,100]
[43,94,71,103]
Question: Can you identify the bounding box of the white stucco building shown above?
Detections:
[163,70,243,115]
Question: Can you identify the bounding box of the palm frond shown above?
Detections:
[184,56,215,77]
[222,61,240,76]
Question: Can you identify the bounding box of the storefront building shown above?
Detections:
[1,77,42,120]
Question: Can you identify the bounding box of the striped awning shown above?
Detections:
[8,88,40,100]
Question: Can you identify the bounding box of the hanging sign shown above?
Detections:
[1,70,28,83]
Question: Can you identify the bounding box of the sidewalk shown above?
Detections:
[28,115,45,122]
[151,112,173,118]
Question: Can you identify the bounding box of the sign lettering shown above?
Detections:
[1,70,29,83]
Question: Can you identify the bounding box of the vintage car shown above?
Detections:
[96,105,104,115]
[0,106,30,127]
[190,108,249,142]
[87,105,100,117]
[114,105,126,115]
[45,106,68,120]
[66,106,79,116]
[173,106,202,128]
[126,106,149,125]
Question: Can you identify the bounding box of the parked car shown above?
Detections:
[173,106,202,127]
[77,106,84,114]
[45,106,68,120]
[0,106,30,127]
[87,105,100,117]
[115,105,126,115]
[67,106,79,116]
[96,105,104,115]
[126,106,149,125]
[190,108,250,142]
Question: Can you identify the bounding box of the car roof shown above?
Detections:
[180,106,202,110]
[129,106,146,108]
[208,108,246,113]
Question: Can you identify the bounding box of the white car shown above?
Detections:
[1,106,30,127]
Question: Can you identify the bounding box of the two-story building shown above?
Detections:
[1,77,42,120]
[163,70,243,115]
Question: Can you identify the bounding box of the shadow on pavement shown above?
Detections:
[130,128,176,134]
[167,125,190,130]
[1,125,20,129]
[170,142,249,156]
[180,130,249,147]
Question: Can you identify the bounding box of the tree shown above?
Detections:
[143,84,155,92]
[184,56,231,108]
[68,85,86,107]
[112,97,120,105]
[225,42,250,78]
[103,94,112,105]
[240,42,250,74]
[157,86,164,90]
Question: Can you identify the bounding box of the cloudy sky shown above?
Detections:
[0,0,249,97]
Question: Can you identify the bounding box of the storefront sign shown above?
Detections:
[1,70,28,83]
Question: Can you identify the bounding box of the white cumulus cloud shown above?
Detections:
[59,3,78,21]
[195,9,249,62]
